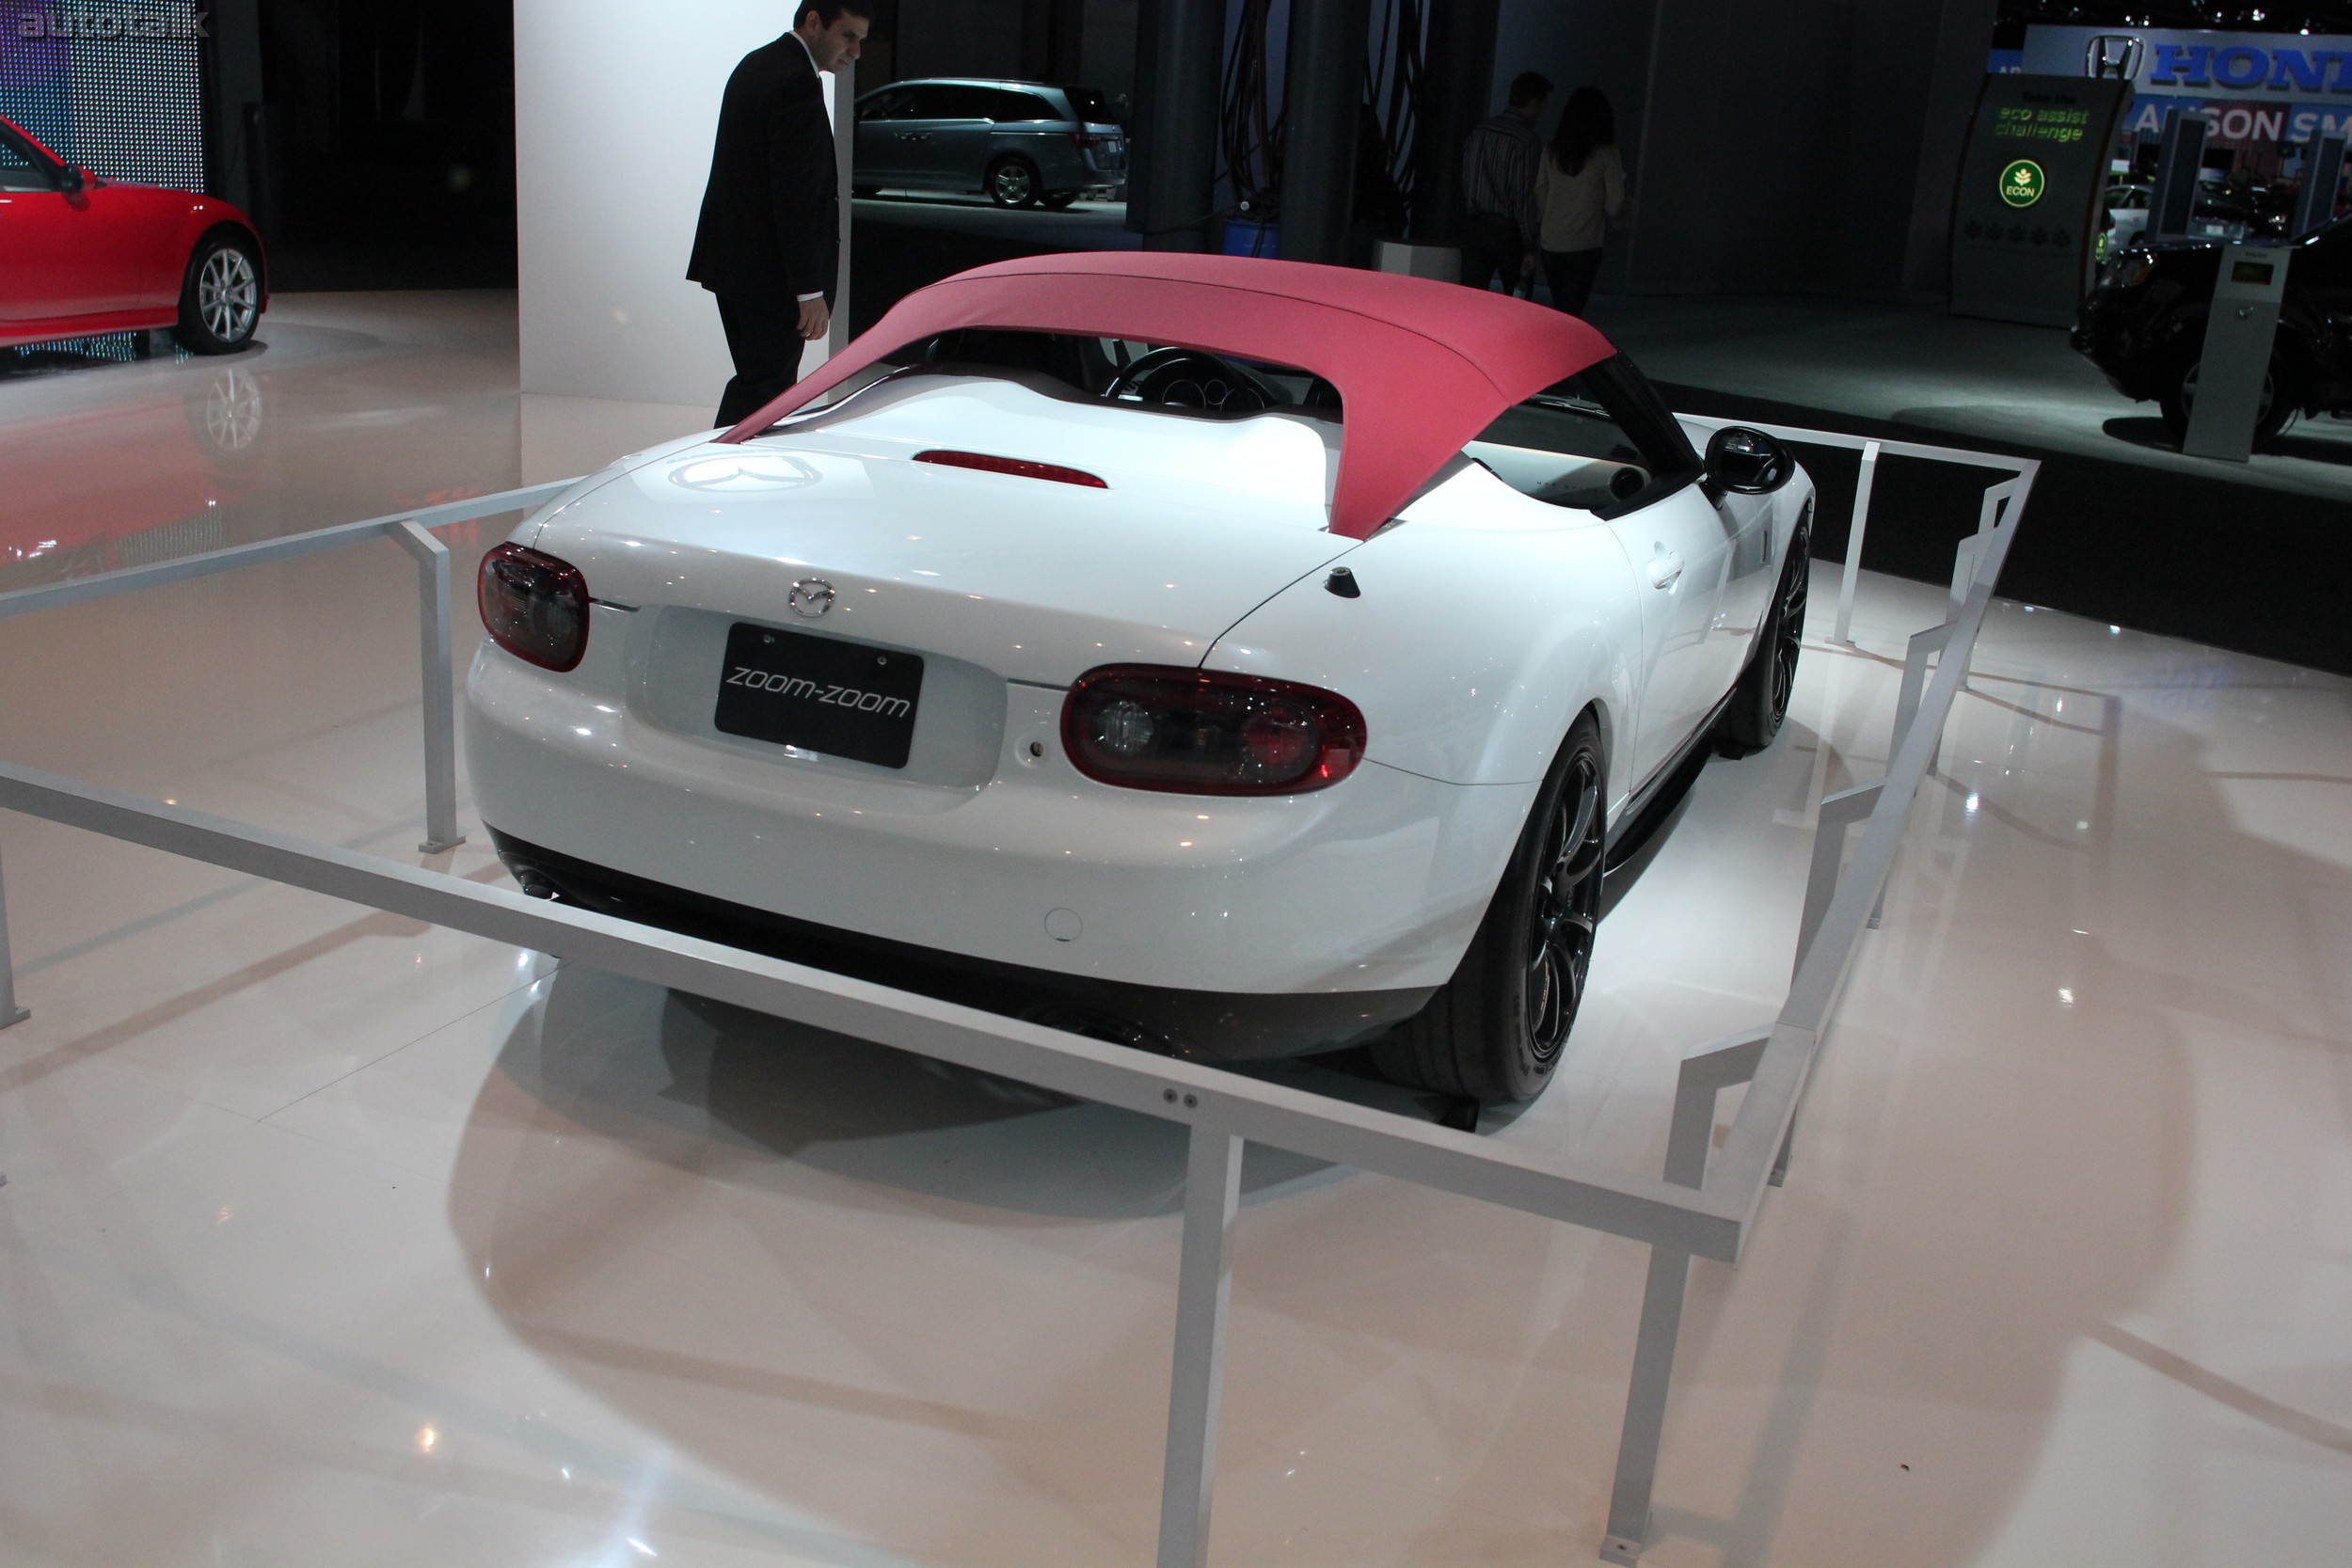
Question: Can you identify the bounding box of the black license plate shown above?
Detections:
[714,623,924,768]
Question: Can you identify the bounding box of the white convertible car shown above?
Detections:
[467,253,1813,1102]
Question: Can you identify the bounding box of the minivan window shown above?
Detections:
[982,88,1060,121]
[930,85,1004,119]
[898,83,961,119]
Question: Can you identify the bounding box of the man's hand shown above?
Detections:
[1519,252,1537,279]
[799,297,831,341]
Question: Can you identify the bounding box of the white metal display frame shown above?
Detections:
[0,425,2036,1565]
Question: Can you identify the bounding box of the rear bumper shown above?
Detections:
[466,638,1534,1005]
[489,829,1436,1061]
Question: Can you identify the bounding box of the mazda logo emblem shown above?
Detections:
[787,578,835,618]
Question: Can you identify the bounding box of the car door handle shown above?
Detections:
[1646,551,1684,590]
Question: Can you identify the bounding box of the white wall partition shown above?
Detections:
[515,2,835,412]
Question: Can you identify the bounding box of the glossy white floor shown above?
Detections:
[2,295,2348,1568]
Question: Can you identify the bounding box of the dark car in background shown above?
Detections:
[2074,215,2352,448]
[853,79,1125,209]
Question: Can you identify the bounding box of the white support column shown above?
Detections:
[391,521,465,855]
[829,54,855,358]
[1832,439,1881,646]
[1157,1122,1245,1568]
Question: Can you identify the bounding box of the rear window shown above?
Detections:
[914,330,1336,418]
[775,330,1341,432]
[1064,86,1120,124]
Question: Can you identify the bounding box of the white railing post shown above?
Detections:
[1603,1027,1768,1564]
[0,839,27,1027]
[1796,783,1884,976]
[392,520,465,855]
[1832,438,1881,646]
[1891,623,1955,765]
[1951,477,2019,606]
[1157,1120,1244,1568]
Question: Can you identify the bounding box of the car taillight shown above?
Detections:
[479,542,590,672]
[1062,666,1365,795]
[1071,131,1103,150]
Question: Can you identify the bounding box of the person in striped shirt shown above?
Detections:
[1459,71,1551,296]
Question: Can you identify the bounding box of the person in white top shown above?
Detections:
[1532,87,1626,318]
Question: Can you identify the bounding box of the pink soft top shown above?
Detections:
[715,251,1616,541]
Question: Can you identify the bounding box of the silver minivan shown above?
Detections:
[853,78,1126,209]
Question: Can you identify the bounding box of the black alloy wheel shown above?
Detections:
[1371,712,1607,1104]
[1521,741,1605,1064]
[1768,510,1811,726]
[1716,504,1812,756]
[987,155,1041,208]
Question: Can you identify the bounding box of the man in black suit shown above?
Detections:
[689,0,872,428]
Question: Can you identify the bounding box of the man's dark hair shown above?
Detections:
[796,0,874,27]
[1508,71,1553,110]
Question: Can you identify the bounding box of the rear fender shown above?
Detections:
[1200,504,1639,798]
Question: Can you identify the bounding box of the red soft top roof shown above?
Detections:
[717,251,1616,540]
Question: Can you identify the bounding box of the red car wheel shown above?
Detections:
[177,235,262,354]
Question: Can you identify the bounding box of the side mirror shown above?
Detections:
[54,164,84,194]
[1704,425,1792,495]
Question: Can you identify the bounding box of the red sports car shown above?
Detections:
[1,115,267,354]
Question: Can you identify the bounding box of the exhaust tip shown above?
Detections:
[509,864,562,901]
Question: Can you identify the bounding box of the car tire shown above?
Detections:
[1371,711,1606,1104]
[176,232,262,354]
[987,155,1041,209]
[1714,502,1812,757]
[1040,190,1079,210]
[2158,348,2301,450]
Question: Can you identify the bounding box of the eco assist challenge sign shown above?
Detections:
[1951,74,2132,326]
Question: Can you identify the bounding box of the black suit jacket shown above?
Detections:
[687,35,837,303]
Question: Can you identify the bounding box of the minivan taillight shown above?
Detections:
[1062,666,1365,795]
[479,543,590,673]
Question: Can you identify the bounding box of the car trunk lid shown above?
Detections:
[530,377,1355,687]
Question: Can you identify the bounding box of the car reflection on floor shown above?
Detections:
[0,352,268,592]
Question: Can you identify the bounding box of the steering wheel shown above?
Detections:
[1105,346,1286,415]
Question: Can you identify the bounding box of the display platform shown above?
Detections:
[1,293,2346,1565]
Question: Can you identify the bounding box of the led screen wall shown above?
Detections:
[0,1,206,190]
